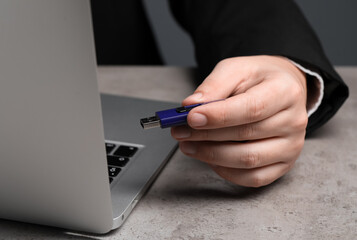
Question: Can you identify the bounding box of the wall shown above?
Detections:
[143,0,357,66]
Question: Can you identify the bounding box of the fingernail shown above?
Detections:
[180,142,197,155]
[184,92,203,102]
[190,113,207,127]
[172,126,191,139]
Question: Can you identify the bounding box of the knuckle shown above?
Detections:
[250,173,268,188]
[196,129,210,140]
[204,146,217,163]
[201,129,210,139]
[216,103,229,126]
[238,124,255,139]
[217,58,233,67]
[287,135,305,156]
[246,96,265,121]
[289,83,305,101]
[289,112,308,133]
[247,63,260,79]
[214,167,240,186]
[295,113,308,130]
[195,82,214,96]
[293,136,305,153]
[242,150,261,168]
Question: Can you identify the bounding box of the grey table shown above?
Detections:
[0,67,356,240]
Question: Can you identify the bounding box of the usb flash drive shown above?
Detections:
[140,99,224,129]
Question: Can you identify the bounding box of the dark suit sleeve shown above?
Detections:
[168,0,349,134]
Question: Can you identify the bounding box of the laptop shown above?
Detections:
[0,0,177,234]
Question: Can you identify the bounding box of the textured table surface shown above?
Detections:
[0,66,356,240]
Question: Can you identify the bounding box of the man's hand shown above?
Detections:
[171,55,308,187]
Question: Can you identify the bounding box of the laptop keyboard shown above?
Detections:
[105,142,138,184]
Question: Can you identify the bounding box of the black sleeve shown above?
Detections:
[168,0,349,134]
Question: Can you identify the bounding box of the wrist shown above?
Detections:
[274,56,308,105]
[286,59,324,117]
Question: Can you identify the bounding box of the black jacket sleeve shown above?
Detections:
[169,0,349,134]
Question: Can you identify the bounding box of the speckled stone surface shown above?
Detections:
[0,67,356,240]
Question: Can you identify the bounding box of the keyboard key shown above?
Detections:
[105,143,116,154]
[113,145,138,157]
[108,167,121,177]
[107,155,129,167]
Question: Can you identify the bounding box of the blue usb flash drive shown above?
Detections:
[140,103,202,129]
[140,99,224,129]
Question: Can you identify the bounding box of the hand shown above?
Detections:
[171,55,308,187]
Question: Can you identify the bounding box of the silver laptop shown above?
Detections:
[0,0,177,233]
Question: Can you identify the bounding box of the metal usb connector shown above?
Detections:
[140,116,161,130]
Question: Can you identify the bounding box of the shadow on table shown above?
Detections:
[144,151,290,204]
[160,178,283,202]
[306,123,337,139]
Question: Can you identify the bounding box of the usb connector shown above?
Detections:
[140,116,161,130]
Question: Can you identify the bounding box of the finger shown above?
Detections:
[210,162,293,187]
[187,78,297,129]
[182,58,265,106]
[172,108,307,141]
[172,122,279,142]
[179,137,304,169]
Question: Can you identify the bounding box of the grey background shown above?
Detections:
[143,0,357,66]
